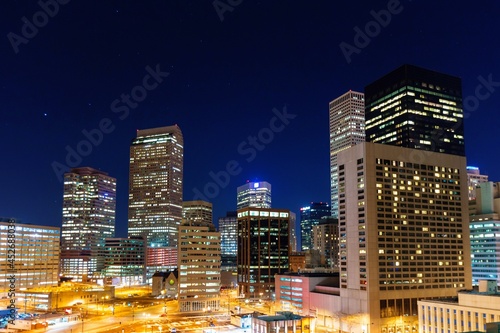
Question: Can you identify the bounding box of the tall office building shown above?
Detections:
[237,207,290,297]
[469,181,500,285]
[178,220,221,312]
[128,125,184,248]
[300,202,331,251]
[101,236,147,286]
[467,166,489,200]
[312,216,339,269]
[219,211,237,269]
[237,181,271,210]
[183,200,213,225]
[365,64,465,156]
[336,142,471,332]
[0,219,60,290]
[61,167,116,281]
[329,91,365,217]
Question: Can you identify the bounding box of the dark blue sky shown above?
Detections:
[1,1,499,237]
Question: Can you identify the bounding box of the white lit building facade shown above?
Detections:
[0,219,60,292]
[329,90,365,217]
[61,167,116,282]
[237,181,272,210]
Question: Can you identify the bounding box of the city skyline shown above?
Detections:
[1,1,500,237]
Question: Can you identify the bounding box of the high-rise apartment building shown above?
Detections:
[128,125,184,248]
[312,216,339,269]
[178,220,221,312]
[467,166,489,200]
[219,211,237,269]
[237,181,271,210]
[336,142,471,332]
[183,200,212,225]
[300,202,331,251]
[365,64,465,156]
[237,207,290,297]
[469,181,500,285]
[0,219,60,290]
[329,91,365,217]
[61,167,116,281]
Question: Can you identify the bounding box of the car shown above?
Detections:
[171,328,177,333]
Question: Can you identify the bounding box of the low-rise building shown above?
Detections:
[418,281,500,333]
[152,270,178,298]
[252,311,312,333]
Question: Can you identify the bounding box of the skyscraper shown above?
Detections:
[237,207,290,297]
[299,202,331,251]
[61,167,116,282]
[329,90,365,217]
[337,142,471,332]
[178,219,221,312]
[365,64,465,156]
[218,211,237,269]
[236,181,271,210]
[128,125,184,248]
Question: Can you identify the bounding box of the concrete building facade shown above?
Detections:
[337,142,472,332]
[178,220,221,312]
[418,281,500,333]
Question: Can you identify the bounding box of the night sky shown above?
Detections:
[1,1,499,237]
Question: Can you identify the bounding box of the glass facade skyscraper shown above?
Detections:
[365,64,465,156]
[128,125,184,248]
[300,202,331,251]
[237,207,290,298]
[218,211,237,269]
